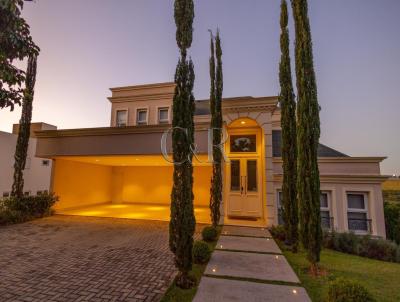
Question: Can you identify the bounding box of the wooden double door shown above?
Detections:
[227,157,262,218]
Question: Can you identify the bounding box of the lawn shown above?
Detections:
[284,248,400,302]
[161,227,221,302]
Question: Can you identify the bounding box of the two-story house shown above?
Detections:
[35,82,388,237]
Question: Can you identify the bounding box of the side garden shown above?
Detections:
[161,226,221,302]
[272,225,400,301]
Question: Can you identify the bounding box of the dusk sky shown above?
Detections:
[0,0,399,175]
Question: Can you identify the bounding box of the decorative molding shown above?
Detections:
[273,174,389,184]
[273,157,387,163]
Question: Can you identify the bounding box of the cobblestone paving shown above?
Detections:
[0,215,198,302]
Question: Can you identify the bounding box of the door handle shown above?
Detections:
[240,176,244,195]
[244,176,247,195]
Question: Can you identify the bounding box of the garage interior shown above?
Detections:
[52,155,212,224]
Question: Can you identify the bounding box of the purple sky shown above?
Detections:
[0,0,399,175]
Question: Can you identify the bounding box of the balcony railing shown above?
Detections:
[348,218,372,233]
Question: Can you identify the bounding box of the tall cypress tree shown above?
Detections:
[169,0,196,289]
[209,30,223,227]
[291,0,322,270]
[11,54,38,198]
[278,0,298,252]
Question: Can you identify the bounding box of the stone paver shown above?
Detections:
[221,225,271,238]
[205,250,299,283]
[0,215,196,302]
[216,235,282,254]
[193,277,311,302]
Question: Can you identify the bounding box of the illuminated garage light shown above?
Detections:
[240,121,246,125]
[292,289,297,294]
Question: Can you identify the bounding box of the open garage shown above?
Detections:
[52,155,212,223]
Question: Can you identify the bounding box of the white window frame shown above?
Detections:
[346,192,369,234]
[115,109,129,127]
[157,106,170,124]
[320,191,332,229]
[136,108,148,125]
[24,157,31,170]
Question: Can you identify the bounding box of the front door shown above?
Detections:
[227,157,262,218]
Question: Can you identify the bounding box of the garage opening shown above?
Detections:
[52,155,212,223]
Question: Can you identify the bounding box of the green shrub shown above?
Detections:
[358,237,397,262]
[384,201,400,244]
[202,226,218,242]
[333,232,360,255]
[327,278,375,302]
[270,225,286,242]
[193,240,211,264]
[0,193,58,225]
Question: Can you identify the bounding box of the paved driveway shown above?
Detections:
[0,215,181,302]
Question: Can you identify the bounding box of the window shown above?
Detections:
[277,191,284,225]
[116,110,128,127]
[37,191,43,196]
[230,160,240,191]
[320,192,332,229]
[230,135,256,152]
[2,192,10,198]
[42,160,50,166]
[24,191,30,196]
[136,109,148,125]
[158,107,169,124]
[347,193,370,232]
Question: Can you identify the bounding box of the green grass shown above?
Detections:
[161,226,221,302]
[284,248,400,302]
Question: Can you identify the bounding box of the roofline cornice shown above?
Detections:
[273,157,387,163]
[35,122,210,138]
[274,174,390,184]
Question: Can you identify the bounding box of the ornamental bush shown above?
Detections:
[202,226,218,242]
[384,202,400,244]
[323,231,400,263]
[327,278,375,302]
[270,225,286,242]
[0,193,58,225]
[192,240,211,264]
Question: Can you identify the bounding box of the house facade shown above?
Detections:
[35,82,388,237]
[0,123,56,198]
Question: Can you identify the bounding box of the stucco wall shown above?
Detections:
[273,180,386,237]
[0,131,52,197]
[112,165,211,206]
[53,159,113,210]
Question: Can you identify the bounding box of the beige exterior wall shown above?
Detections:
[0,127,54,197]
[109,82,174,127]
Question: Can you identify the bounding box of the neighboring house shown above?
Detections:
[0,123,57,198]
[35,82,388,237]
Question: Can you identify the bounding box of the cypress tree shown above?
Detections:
[11,54,38,198]
[291,0,322,271]
[209,30,223,227]
[278,0,298,252]
[169,0,196,289]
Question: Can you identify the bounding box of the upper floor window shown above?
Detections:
[116,110,128,127]
[24,157,31,170]
[158,107,169,124]
[42,160,50,166]
[2,192,10,198]
[347,193,370,233]
[136,109,148,125]
[320,192,332,230]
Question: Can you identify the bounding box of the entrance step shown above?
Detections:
[221,225,271,238]
[216,236,282,254]
[193,277,311,302]
[205,250,300,283]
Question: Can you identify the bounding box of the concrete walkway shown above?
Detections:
[194,226,311,302]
